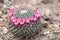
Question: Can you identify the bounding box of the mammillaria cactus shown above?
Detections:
[8,6,41,38]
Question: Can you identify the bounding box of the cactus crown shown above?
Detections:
[14,8,34,18]
[9,6,40,26]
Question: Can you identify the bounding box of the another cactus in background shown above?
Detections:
[8,6,41,38]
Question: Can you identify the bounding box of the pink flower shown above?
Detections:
[14,21,19,25]
[34,13,40,18]
[33,17,37,21]
[22,18,26,22]
[12,19,17,22]
[10,9,14,12]
[8,6,41,26]
[20,21,24,25]
[10,16,16,20]
[9,13,13,17]
[29,16,34,21]
[18,18,21,22]
[20,19,25,25]
[8,9,14,17]
[26,18,30,23]
[34,9,40,14]
[36,10,39,13]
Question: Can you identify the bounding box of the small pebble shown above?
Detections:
[0,38,3,40]
[3,5,7,8]
[0,18,3,21]
[45,9,51,16]
[27,4,32,7]
[44,29,50,35]
[6,33,14,39]
[28,0,37,5]
[37,0,43,3]
[57,16,60,22]
[2,27,8,34]
[48,33,57,40]
[0,10,2,15]
[35,38,39,40]
[44,31,50,35]
[53,29,60,33]
[2,15,8,18]
[47,25,53,30]
[53,24,59,30]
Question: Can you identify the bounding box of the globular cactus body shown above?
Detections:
[8,6,41,38]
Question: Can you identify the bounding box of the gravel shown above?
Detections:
[0,0,60,40]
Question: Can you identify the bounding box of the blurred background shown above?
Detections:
[0,0,60,40]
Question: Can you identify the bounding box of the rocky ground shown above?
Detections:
[0,0,60,40]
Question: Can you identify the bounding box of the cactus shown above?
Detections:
[8,6,41,38]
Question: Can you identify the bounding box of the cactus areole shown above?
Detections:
[8,6,41,26]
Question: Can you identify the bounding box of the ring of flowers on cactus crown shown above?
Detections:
[8,6,41,26]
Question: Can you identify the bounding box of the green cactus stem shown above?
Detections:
[8,6,41,38]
